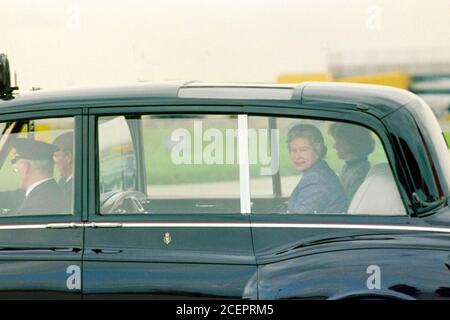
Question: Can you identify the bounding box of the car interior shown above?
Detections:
[97,115,407,217]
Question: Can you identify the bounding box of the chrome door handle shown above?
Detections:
[85,222,123,228]
[91,248,122,254]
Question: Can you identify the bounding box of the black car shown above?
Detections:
[1,56,450,300]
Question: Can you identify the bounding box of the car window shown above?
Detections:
[98,114,241,214]
[98,116,137,194]
[0,117,75,216]
[248,116,407,216]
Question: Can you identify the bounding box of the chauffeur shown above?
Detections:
[0,139,66,215]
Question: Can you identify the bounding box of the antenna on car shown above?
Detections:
[0,53,19,99]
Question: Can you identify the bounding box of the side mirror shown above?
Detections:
[0,54,18,98]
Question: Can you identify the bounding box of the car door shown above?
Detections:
[246,110,450,299]
[82,108,257,299]
[0,109,83,299]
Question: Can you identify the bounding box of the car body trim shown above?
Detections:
[0,222,449,234]
[0,224,49,230]
[250,223,450,233]
[118,222,450,233]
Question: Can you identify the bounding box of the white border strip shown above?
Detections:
[0,222,449,234]
[123,222,249,228]
[119,222,450,234]
[0,224,48,230]
[251,223,450,234]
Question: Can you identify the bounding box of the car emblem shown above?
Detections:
[163,232,172,245]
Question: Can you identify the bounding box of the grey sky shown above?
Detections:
[2,0,450,91]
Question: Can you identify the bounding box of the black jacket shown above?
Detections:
[58,177,73,212]
[16,179,66,215]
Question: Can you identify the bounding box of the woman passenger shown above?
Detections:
[328,122,375,200]
[287,124,348,214]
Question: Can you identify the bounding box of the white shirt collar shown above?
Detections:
[25,178,53,197]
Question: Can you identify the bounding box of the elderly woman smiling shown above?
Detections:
[287,124,348,214]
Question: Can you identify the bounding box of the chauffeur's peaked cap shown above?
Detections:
[11,138,59,163]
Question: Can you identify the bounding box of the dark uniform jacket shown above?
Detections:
[15,179,66,215]
[58,177,73,213]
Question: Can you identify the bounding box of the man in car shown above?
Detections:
[52,132,74,211]
[0,138,65,215]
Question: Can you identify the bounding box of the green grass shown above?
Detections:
[444,131,450,147]
[143,125,240,185]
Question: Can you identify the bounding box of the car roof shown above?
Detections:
[0,81,419,118]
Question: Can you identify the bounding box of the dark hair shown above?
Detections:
[328,122,375,158]
[287,124,327,159]
[53,132,74,155]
